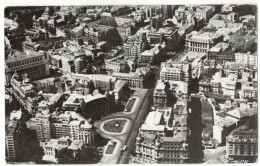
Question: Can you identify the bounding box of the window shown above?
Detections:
[240,145,244,154]
[235,144,238,154]
[248,145,251,155]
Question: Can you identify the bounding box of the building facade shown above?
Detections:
[226,126,257,163]
[36,111,95,145]
[5,50,50,86]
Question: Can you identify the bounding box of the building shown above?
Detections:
[175,6,192,20]
[116,23,135,41]
[209,98,257,145]
[5,50,50,86]
[100,12,117,27]
[115,16,135,26]
[135,99,190,164]
[36,111,95,145]
[207,42,235,65]
[112,67,150,89]
[185,27,223,53]
[5,109,26,161]
[209,13,239,28]
[153,81,167,107]
[140,43,166,64]
[226,126,257,163]
[159,27,178,52]
[69,27,84,41]
[104,55,127,72]
[11,72,38,116]
[194,6,214,22]
[210,72,238,99]
[113,80,127,101]
[42,137,85,163]
[240,81,257,100]
[160,60,190,82]
[151,15,163,30]
[70,73,117,91]
[62,90,112,120]
[124,34,150,61]
[232,34,257,53]
[216,26,243,44]
[84,24,116,44]
[234,52,257,69]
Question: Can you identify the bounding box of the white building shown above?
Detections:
[235,52,257,69]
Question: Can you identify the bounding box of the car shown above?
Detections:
[121,145,127,151]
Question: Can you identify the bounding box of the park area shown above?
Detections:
[103,119,127,133]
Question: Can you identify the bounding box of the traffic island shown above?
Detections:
[101,118,130,135]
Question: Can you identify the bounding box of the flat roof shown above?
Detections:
[6,50,45,64]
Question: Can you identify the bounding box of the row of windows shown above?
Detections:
[7,57,44,68]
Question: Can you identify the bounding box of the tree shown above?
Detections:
[39,19,44,29]
[49,26,57,35]
[78,39,84,45]
[48,7,56,16]
[44,21,49,33]
[70,16,77,24]
[54,6,61,12]
[53,18,57,28]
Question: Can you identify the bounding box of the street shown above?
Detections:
[94,89,152,164]
[117,88,154,164]
[203,146,227,164]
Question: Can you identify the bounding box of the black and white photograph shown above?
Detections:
[3,1,258,164]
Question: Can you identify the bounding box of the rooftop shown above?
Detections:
[6,50,45,64]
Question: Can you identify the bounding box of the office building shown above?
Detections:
[5,110,26,161]
[135,98,190,164]
[11,72,39,116]
[36,111,95,145]
[160,60,190,82]
[235,52,257,69]
[42,137,85,163]
[62,90,111,121]
[113,80,127,101]
[194,6,214,22]
[226,126,257,163]
[140,43,166,64]
[207,42,235,65]
[112,67,150,89]
[153,81,167,107]
[5,50,50,86]
[185,27,223,53]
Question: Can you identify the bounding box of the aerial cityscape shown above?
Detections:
[4,4,257,164]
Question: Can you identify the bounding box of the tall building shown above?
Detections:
[226,126,257,163]
[5,109,26,161]
[5,50,50,86]
[36,111,95,145]
[151,15,163,30]
[11,72,38,116]
[153,81,167,107]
